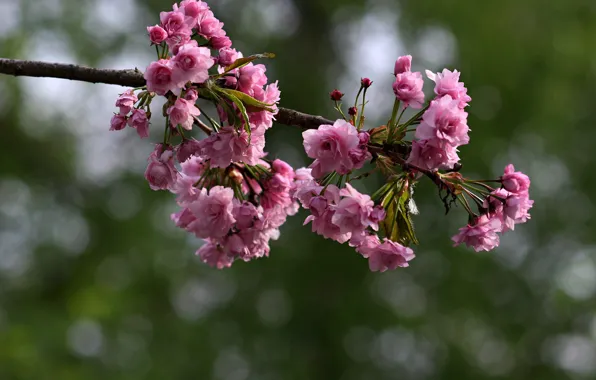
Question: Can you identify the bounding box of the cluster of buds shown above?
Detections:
[109,0,533,271]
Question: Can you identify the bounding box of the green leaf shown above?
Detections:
[379,178,419,246]
[219,53,276,75]
[220,88,275,112]
[217,89,251,138]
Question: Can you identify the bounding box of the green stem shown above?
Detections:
[358,87,368,130]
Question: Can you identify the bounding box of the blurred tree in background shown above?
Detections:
[1,0,596,379]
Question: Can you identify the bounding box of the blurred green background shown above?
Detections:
[1,0,595,379]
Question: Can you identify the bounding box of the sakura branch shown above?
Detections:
[0,0,533,272]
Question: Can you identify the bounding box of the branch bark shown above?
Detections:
[0,58,333,130]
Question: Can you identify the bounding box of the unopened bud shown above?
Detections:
[348,107,358,116]
[361,78,373,88]
[329,89,344,101]
[228,168,244,185]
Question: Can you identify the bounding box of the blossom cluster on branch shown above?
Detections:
[109,0,533,271]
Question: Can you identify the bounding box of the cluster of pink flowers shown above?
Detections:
[109,1,535,272]
[393,55,473,171]
[110,90,150,138]
[452,164,533,251]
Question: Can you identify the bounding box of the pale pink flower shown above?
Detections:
[176,138,202,163]
[393,71,425,109]
[199,130,233,168]
[188,186,235,238]
[145,145,178,191]
[452,214,502,252]
[394,55,412,75]
[197,241,234,269]
[302,119,360,177]
[229,125,266,165]
[332,183,377,235]
[218,47,238,66]
[147,25,168,44]
[172,42,214,87]
[171,174,201,206]
[128,109,150,138]
[357,236,415,272]
[167,98,201,130]
[426,69,472,108]
[171,208,196,229]
[501,164,531,194]
[115,89,137,115]
[407,139,460,171]
[272,159,295,180]
[238,63,268,96]
[249,81,280,129]
[179,0,209,23]
[197,11,225,39]
[415,95,469,147]
[144,59,177,96]
[233,201,262,230]
[160,10,193,52]
[503,192,533,227]
[180,154,207,178]
[110,114,127,131]
[184,88,199,102]
[303,185,350,243]
[261,173,292,210]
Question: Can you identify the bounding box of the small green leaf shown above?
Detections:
[220,53,276,75]
[220,89,275,112]
[218,89,251,138]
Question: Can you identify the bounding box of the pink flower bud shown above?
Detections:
[147,25,168,44]
[128,109,150,138]
[211,35,232,50]
[110,114,127,131]
[361,78,373,88]
[329,89,344,101]
[348,107,358,116]
[394,55,412,75]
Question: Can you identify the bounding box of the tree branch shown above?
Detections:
[0,58,333,129]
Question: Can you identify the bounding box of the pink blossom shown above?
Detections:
[303,185,350,243]
[197,241,234,269]
[184,88,199,102]
[188,186,235,238]
[167,98,201,130]
[176,138,202,163]
[393,71,425,109]
[394,55,412,75]
[171,174,201,206]
[249,81,280,129]
[238,64,268,96]
[452,214,502,252]
[218,47,238,67]
[197,11,225,39]
[180,154,207,178]
[356,236,415,272]
[233,201,262,230]
[172,42,214,87]
[211,35,232,50]
[415,95,469,147]
[179,0,209,22]
[407,139,460,171]
[332,184,377,235]
[115,89,137,115]
[229,125,266,165]
[171,208,196,229]
[128,109,150,138]
[145,145,178,191]
[501,164,531,194]
[261,173,292,210]
[144,59,177,96]
[160,10,193,52]
[110,114,127,131]
[503,192,533,228]
[147,25,168,44]
[426,69,471,108]
[272,159,295,179]
[302,119,360,177]
[199,130,233,168]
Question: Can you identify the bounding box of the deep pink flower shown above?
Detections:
[188,186,236,238]
[197,11,225,39]
[218,47,238,67]
[452,214,502,252]
[357,236,415,272]
[503,192,533,227]
[145,145,178,191]
[144,59,177,96]
[407,139,460,171]
[332,183,377,235]
[160,10,193,52]
[147,25,168,44]
[197,241,234,269]
[180,154,207,178]
[261,173,292,210]
[115,89,137,115]
[128,109,150,138]
[249,81,280,129]
[179,0,209,22]
[272,159,295,180]
[426,69,472,108]
[171,208,196,229]
[415,95,469,147]
[167,98,201,130]
[501,164,531,194]
[199,130,233,168]
[211,35,232,50]
[302,119,360,177]
[172,42,214,87]
[393,71,425,109]
[233,201,262,230]
[394,55,412,75]
[361,78,373,88]
[176,138,202,163]
[110,114,127,131]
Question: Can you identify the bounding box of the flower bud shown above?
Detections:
[329,89,344,101]
[348,107,358,116]
[361,78,373,88]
